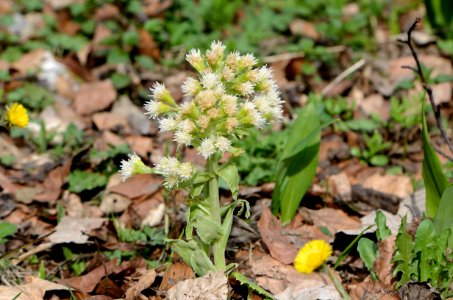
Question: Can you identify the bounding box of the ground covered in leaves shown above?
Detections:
[0,0,453,299]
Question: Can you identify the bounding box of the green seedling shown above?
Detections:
[0,222,17,244]
[351,130,392,166]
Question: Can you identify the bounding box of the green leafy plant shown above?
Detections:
[272,103,320,224]
[421,102,450,218]
[424,0,453,39]
[68,170,108,193]
[389,96,422,130]
[357,211,392,281]
[351,130,392,166]
[0,222,17,244]
[62,247,87,276]
[235,128,288,186]
[120,42,283,286]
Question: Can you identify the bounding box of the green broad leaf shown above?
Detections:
[191,209,222,244]
[135,55,155,70]
[111,73,131,89]
[414,219,436,282]
[68,170,108,193]
[231,271,275,299]
[0,222,17,243]
[107,48,130,64]
[392,216,415,289]
[370,155,389,166]
[171,240,216,276]
[421,101,450,217]
[434,186,453,246]
[272,103,320,224]
[357,238,378,280]
[375,210,391,241]
[216,163,239,200]
[122,29,140,46]
[218,206,235,267]
[281,119,336,161]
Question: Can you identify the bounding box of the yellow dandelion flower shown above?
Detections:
[5,103,28,128]
[294,240,332,274]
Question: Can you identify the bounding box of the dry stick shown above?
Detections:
[262,45,346,64]
[321,58,366,96]
[398,18,453,156]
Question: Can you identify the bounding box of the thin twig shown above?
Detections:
[321,58,366,96]
[400,18,453,156]
[434,146,453,162]
[262,45,346,64]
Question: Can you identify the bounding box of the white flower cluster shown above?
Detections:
[123,41,283,189]
[154,157,195,188]
[120,153,152,181]
[144,41,282,158]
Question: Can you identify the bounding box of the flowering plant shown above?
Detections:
[1,103,29,129]
[121,41,282,275]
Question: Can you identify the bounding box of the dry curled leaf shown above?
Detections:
[166,271,228,300]
[48,216,106,244]
[74,81,117,115]
[125,269,157,300]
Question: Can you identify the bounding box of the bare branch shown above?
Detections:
[401,18,453,157]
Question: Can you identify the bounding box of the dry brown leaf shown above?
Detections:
[125,269,157,300]
[93,112,130,132]
[0,276,69,300]
[257,205,299,264]
[138,29,160,61]
[349,278,399,300]
[166,271,227,300]
[328,172,352,202]
[61,191,84,217]
[48,216,106,244]
[361,173,413,199]
[12,49,46,75]
[111,96,153,135]
[45,0,84,9]
[289,19,319,40]
[56,10,80,35]
[34,161,71,204]
[0,60,9,71]
[101,130,124,147]
[144,0,174,17]
[359,93,390,120]
[60,257,146,293]
[388,55,452,105]
[126,135,154,158]
[74,81,117,115]
[93,24,113,50]
[276,284,341,300]
[303,207,361,234]
[100,192,131,214]
[94,277,124,298]
[109,174,161,199]
[141,202,165,227]
[399,282,441,300]
[374,236,396,287]
[319,135,349,162]
[160,261,195,291]
[0,0,13,14]
[251,253,331,295]
[95,4,120,20]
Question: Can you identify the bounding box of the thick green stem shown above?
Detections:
[207,157,226,270]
